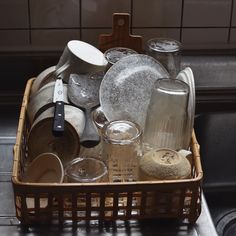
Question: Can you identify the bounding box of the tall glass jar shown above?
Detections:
[101,120,142,182]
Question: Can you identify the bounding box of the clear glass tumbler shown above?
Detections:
[104,47,138,71]
[101,120,142,182]
[146,38,182,79]
[92,106,108,136]
[143,78,189,151]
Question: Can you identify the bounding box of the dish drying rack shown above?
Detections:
[12,13,203,225]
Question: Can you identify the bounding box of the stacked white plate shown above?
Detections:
[176,67,195,149]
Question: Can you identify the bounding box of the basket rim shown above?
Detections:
[12,171,203,187]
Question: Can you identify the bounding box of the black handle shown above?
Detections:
[53,101,65,136]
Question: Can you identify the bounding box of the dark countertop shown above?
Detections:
[0,104,217,235]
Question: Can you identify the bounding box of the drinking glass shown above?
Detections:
[146,38,182,78]
[101,120,142,182]
[143,78,189,151]
[104,47,137,71]
[92,106,108,136]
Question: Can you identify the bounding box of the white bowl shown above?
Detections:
[23,152,64,183]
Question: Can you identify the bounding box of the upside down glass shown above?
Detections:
[146,38,182,79]
[101,120,142,182]
[143,78,189,151]
[104,47,138,71]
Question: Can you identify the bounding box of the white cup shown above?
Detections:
[56,40,108,82]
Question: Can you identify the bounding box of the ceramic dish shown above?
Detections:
[23,152,64,183]
[30,65,56,97]
[99,54,169,129]
[176,67,195,148]
[28,105,86,165]
[27,81,69,124]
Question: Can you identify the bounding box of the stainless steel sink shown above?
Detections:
[195,111,236,235]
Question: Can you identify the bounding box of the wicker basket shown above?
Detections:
[12,78,203,225]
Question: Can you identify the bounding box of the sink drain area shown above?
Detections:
[205,190,236,236]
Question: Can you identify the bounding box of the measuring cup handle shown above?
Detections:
[80,108,100,148]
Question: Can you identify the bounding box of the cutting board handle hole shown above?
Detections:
[117,19,125,26]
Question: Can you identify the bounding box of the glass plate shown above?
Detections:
[99,54,169,129]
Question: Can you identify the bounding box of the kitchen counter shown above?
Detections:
[0,104,217,235]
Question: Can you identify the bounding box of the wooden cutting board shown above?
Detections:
[99,13,143,53]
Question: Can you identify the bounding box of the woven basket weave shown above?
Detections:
[12,78,202,225]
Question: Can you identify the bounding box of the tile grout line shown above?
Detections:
[27,0,32,44]
[180,0,185,42]
[130,0,133,34]
[0,26,233,31]
[228,0,234,43]
[80,0,82,40]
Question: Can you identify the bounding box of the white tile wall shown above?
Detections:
[183,0,231,27]
[0,0,29,28]
[81,28,112,47]
[133,0,182,27]
[231,0,236,27]
[182,28,229,49]
[229,28,236,43]
[81,0,131,27]
[31,29,80,49]
[0,30,29,46]
[0,0,236,51]
[30,0,80,28]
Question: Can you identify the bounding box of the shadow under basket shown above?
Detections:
[12,78,203,225]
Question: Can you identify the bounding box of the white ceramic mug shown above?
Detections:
[56,40,108,82]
